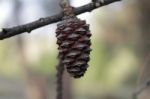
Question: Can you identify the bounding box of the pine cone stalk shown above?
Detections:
[56,1,92,78]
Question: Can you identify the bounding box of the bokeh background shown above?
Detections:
[0,0,149,99]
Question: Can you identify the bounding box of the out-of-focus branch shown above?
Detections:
[133,80,150,99]
[133,53,150,99]
[0,0,121,40]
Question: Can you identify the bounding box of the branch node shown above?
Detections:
[92,0,103,7]
[146,80,150,86]
[39,18,44,22]
[2,28,8,33]
[27,29,32,33]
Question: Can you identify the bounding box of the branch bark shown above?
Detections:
[0,0,121,40]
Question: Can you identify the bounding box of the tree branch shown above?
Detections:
[0,0,121,40]
[133,80,150,99]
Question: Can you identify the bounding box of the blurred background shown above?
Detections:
[0,0,149,99]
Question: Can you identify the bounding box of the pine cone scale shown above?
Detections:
[56,18,92,78]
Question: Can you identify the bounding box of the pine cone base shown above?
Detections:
[56,18,92,78]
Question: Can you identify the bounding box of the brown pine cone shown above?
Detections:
[56,17,92,78]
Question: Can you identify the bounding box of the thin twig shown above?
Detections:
[133,53,150,99]
[0,0,121,40]
[133,80,150,99]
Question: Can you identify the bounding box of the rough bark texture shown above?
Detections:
[0,0,121,40]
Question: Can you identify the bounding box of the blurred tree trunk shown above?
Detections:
[136,0,150,99]
[13,0,72,99]
[17,38,48,99]
[12,0,48,99]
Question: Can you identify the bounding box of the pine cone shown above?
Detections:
[56,18,92,78]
